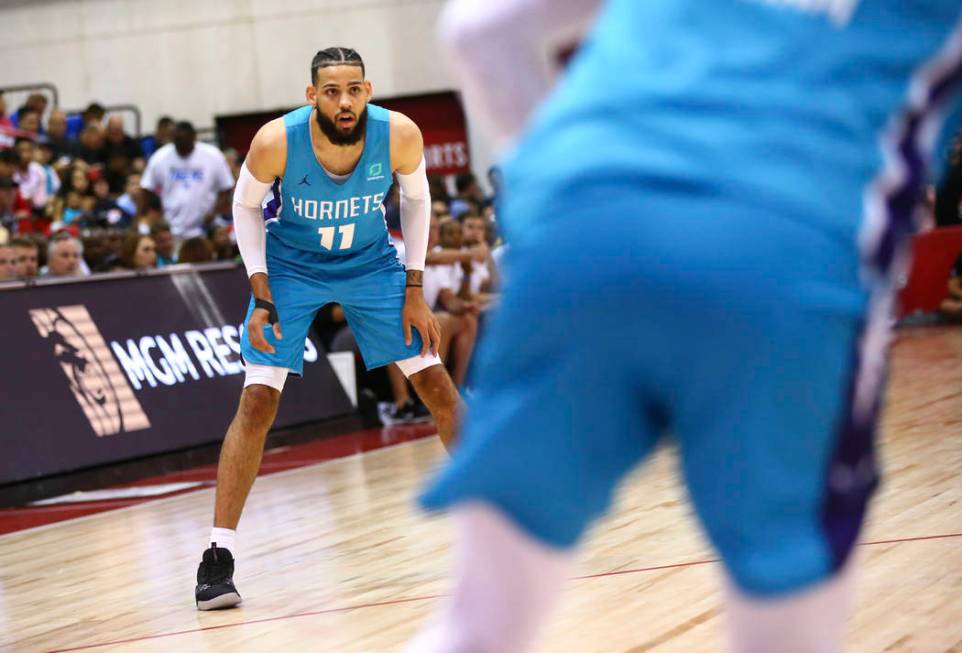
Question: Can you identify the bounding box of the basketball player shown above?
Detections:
[195,47,461,610]
[405,1,962,651]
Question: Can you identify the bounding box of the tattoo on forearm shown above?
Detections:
[406,270,423,286]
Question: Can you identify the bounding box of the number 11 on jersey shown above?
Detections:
[318,224,355,250]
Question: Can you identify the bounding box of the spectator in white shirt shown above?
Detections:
[430,217,480,389]
[394,213,480,391]
[139,121,234,240]
[460,212,498,297]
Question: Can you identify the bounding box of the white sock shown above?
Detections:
[403,503,572,653]
[725,555,858,653]
[209,527,237,556]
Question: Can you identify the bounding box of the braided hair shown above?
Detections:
[311,47,365,84]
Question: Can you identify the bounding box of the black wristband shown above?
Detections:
[254,298,278,325]
[406,284,423,288]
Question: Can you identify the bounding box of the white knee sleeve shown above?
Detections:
[243,364,289,392]
[396,353,443,378]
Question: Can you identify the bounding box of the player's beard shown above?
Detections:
[316,106,368,146]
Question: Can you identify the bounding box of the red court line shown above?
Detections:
[46,594,445,653]
[41,530,962,653]
[862,531,962,546]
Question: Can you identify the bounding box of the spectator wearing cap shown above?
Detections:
[0,243,17,280]
[10,237,39,278]
[140,121,234,240]
[42,232,87,277]
[149,221,176,266]
[12,138,49,211]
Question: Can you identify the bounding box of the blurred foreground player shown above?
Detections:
[406,1,962,651]
[195,47,461,610]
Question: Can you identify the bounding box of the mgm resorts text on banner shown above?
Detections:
[0,266,354,485]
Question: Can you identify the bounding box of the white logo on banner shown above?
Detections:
[109,325,318,390]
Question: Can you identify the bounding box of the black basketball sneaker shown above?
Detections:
[195,544,242,610]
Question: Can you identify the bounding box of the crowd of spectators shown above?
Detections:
[1,88,508,425]
[0,91,239,283]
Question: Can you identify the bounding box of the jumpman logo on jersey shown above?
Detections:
[299,174,311,187]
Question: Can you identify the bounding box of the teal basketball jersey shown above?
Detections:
[263,103,397,272]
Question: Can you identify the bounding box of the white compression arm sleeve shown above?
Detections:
[438,0,603,151]
[233,162,273,278]
[396,157,431,271]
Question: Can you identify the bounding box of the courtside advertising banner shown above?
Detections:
[0,265,354,485]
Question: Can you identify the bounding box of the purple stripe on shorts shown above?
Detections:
[820,330,882,569]
[821,24,962,570]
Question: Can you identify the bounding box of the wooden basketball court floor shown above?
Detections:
[1,326,961,652]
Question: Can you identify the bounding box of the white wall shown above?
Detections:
[0,0,498,179]
[0,0,452,125]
